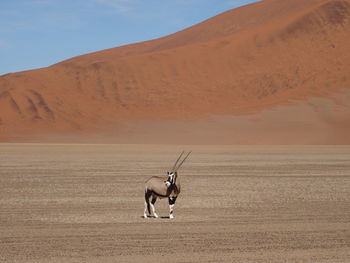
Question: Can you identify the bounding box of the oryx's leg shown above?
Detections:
[150,195,159,218]
[168,196,177,219]
[144,190,152,218]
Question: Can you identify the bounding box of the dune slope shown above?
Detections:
[1,0,350,143]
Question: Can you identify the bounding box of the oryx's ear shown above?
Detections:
[167,171,170,175]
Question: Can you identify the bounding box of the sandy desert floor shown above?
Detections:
[0,144,349,262]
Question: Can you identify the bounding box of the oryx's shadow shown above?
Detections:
[140,215,171,219]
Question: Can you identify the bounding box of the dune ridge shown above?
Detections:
[1,0,350,143]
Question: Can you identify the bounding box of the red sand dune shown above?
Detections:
[1,0,350,144]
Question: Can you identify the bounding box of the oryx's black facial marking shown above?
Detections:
[166,172,175,186]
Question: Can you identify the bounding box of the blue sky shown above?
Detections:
[0,0,259,75]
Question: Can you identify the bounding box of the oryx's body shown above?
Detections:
[144,174,180,219]
[144,151,190,219]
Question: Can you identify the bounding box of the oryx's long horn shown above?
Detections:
[174,151,191,172]
[171,151,184,172]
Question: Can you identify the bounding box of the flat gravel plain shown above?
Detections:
[0,144,349,262]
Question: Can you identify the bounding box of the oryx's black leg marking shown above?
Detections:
[151,196,157,205]
[168,196,177,205]
[168,197,177,219]
[144,190,152,217]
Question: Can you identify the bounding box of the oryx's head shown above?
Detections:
[166,151,191,186]
[166,171,178,185]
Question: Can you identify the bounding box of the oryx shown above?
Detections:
[144,151,191,219]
